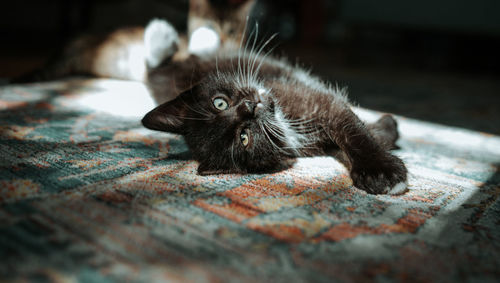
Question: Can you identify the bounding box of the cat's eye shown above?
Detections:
[213,98,229,111]
[240,129,250,147]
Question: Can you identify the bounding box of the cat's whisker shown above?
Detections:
[290,128,320,137]
[172,116,211,121]
[238,15,251,81]
[241,22,257,87]
[282,146,318,150]
[194,108,213,119]
[288,126,319,133]
[230,143,239,171]
[191,102,214,117]
[264,125,287,143]
[247,22,260,87]
[253,38,279,79]
[287,123,316,129]
[263,121,303,154]
[240,15,250,51]
[266,116,319,150]
[259,121,288,153]
[190,101,212,116]
[247,29,268,69]
[266,117,300,131]
[177,99,212,118]
[184,104,207,117]
[285,115,316,122]
[215,54,220,78]
[286,118,317,125]
[244,30,263,83]
[285,121,319,130]
[283,118,319,134]
[265,121,289,136]
[296,129,322,136]
[250,33,278,81]
[267,87,274,94]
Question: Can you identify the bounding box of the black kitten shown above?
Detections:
[142,20,408,195]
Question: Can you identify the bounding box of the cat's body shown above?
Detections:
[142,21,408,195]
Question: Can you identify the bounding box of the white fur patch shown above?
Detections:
[385,182,408,195]
[144,19,179,68]
[188,27,220,55]
[274,109,304,154]
[258,88,266,95]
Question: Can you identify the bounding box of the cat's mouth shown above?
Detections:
[255,102,265,114]
[268,100,275,113]
[248,88,276,117]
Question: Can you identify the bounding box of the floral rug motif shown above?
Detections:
[1,79,499,282]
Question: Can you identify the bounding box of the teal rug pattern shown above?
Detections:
[1,79,499,282]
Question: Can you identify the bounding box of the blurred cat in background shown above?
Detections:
[15,0,256,82]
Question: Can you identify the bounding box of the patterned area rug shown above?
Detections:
[1,79,499,282]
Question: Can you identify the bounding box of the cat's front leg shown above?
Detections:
[328,108,408,195]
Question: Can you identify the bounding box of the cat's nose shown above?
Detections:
[255,102,264,114]
[244,101,256,115]
[238,100,259,118]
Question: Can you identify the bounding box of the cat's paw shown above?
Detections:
[144,19,179,68]
[350,153,408,195]
[188,27,221,55]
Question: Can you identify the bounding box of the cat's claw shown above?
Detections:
[385,181,408,195]
[350,154,408,195]
[144,19,179,68]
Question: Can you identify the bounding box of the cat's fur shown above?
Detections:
[14,0,256,83]
[188,0,255,51]
[142,20,408,195]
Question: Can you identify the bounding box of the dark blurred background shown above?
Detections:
[1,0,499,134]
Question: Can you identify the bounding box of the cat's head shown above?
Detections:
[142,72,303,175]
[188,0,256,49]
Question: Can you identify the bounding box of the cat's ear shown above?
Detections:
[141,88,197,134]
[197,162,244,175]
[236,0,256,18]
[189,0,210,11]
